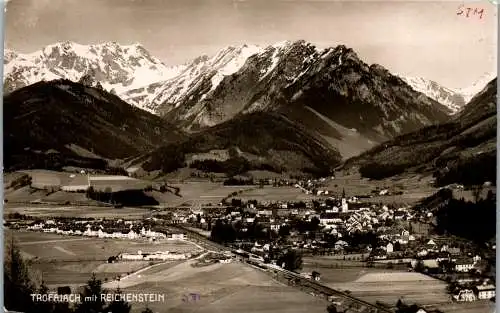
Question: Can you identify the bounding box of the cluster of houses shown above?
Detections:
[9,183,495,306]
[293,177,335,195]
[453,282,496,302]
[25,219,186,241]
[176,191,496,305]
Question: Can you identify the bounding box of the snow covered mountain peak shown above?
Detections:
[399,75,466,114]
[3,41,182,96]
[456,72,497,103]
[400,72,497,114]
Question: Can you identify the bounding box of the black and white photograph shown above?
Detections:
[2,0,498,313]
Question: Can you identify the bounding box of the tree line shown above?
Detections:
[435,190,496,243]
[86,186,159,206]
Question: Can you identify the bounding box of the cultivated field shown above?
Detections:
[326,272,449,306]
[4,186,98,204]
[234,186,317,202]
[301,265,397,284]
[326,173,437,205]
[4,205,153,219]
[4,170,152,198]
[14,231,200,260]
[11,231,202,287]
[432,301,495,313]
[169,182,254,206]
[104,260,330,313]
[89,175,151,192]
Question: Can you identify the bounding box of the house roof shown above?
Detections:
[455,258,474,265]
[320,213,339,219]
[475,284,495,291]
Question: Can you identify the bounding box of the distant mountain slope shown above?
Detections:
[399,76,466,114]
[400,73,497,115]
[4,80,185,171]
[340,78,497,186]
[456,72,497,103]
[137,112,342,177]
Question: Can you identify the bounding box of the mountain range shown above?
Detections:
[3,40,497,180]
[400,73,496,114]
[5,40,490,118]
[5,40,459,159]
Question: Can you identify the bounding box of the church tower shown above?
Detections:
[341,188,348,213]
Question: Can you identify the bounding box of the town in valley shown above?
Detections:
[2,0,497,313]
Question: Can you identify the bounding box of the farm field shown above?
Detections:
[17,170,151,190]
[14,231,200,261]
[303,255,370,263]
[11,231,202,287]
[326,173,437,205]
[234,186,317,202]
[4,187,100,205]
[4,170,152,200]
[431,300,495,313]
[31,260,154,286]
[169,182,254,206]
[4,205,153,219]
[301,265,400,284]
[89,175,151,192]
[103,260,329,313]
[326,272,449,307]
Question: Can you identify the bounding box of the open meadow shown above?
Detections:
[301,264,399,284]
[234,186,318,202]
[4,205,153,219]
[326,272,449,307]
[169,182,253,206]
[303,256,457,309]
[430,301,495,313]
[4,186,97,204]
[326,173,437,205]
[4,170,153,203]
[104,260,330,313]
[11,231,202,287]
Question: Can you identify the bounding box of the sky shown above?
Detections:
[4,0,498,89]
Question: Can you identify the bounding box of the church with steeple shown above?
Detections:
[341,188,348,213]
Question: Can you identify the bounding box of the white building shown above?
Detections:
[61,185,89,192]
[120,252,144,261]
[270,224,281,231]
[453,289,477,302]
[341,198,348,213]
[169,233,186,240]
[475,284,496,300]
[455,258,475,272]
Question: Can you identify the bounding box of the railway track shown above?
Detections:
[173,225,394,313]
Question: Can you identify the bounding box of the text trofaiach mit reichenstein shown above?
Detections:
[31,293,166,303]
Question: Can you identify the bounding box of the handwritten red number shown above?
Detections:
[474,8,484,19]
[457,5,485,19]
